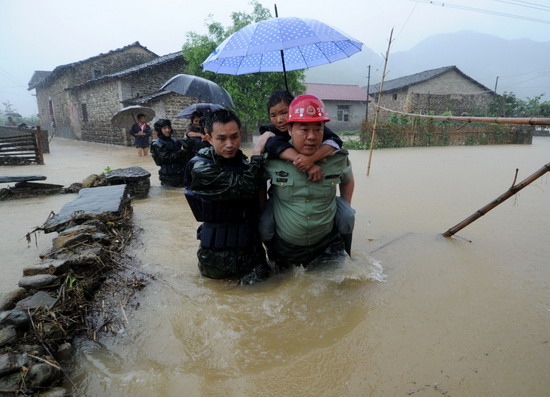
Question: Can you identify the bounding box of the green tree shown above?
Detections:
[489,92,550,117]
[181,1,305,131]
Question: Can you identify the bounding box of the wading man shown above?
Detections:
[184,109,270,284]
[256,94,355,270]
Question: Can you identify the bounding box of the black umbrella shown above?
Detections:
[175,103,225,119]
[111,105,155,128]
[160,74,235,108]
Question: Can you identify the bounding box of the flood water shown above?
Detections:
[1,137,549,396]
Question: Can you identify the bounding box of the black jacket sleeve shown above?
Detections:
[150,140,189,166]
[322,125,343,148]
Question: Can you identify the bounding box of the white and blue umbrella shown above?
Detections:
[202,17,363,89]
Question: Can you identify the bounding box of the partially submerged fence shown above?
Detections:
[0,126,47,165]
[359,120,533,149]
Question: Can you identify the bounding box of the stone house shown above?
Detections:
[305,83,371,132]
[28,42,192,145]
[367,65,498,122]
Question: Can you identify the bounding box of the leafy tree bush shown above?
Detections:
[181,1,305,132]
[489,92,550,117]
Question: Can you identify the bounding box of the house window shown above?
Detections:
[81,104,88,122]
[393,93,398,100]
[337,105,350,122]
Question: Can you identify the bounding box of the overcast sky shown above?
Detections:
[2,0,549,116]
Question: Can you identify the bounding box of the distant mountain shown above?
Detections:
[304,31,550,99]
[304,47,385,90]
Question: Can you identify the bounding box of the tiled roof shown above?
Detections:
[305,83,370,102]
[27,71,52,90]
[67,52,183,90]
[28,42,156,90]
[369,65,494,94]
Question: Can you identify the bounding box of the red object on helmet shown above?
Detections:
[285,94,331,124]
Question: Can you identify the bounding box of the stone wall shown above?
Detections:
[35,76,76,139]
[69,58,187,145]
[33,46,158,143]
[124,60,185,100]
[324,101,367,132]
[410,92,495,116]
[148,94,195,139]
[72,81,124,145]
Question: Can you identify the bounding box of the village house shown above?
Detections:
[367,65,498,122]
[305,83,370,132]
[28,42,192,146]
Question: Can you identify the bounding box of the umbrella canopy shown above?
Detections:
[202,17,363,80]
[111,105,155,128]
[175,103,225,119]
[160,74,235,108]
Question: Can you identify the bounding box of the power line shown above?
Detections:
[410,0,550,24]
[490,0,550,12]
[502,0,550,10]
[0,66,24,87]
[498,67,550,78]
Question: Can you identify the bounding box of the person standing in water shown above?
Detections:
[150,119,192,187]
[129,113,152,157]
[184,109,270,284]
[255,94,355,270]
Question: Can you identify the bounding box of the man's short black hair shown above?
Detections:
[137,113,146,119]
[203,109,241,135]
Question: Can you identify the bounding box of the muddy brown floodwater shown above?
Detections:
[1,137,549,396]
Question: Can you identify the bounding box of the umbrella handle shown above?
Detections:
[274,4,289,92]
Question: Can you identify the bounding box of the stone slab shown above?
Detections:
[41,184,128,232]
[23,260,69,276]
[0,310,30,329]
[0,352,28,376]
[0,175,46,184]
[0,325,17,347]
[105,166,151,182]
[18,274,60,290]
[15,291,56,311]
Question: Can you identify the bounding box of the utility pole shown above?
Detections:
[365,65,371,121]
[494,76,499,93]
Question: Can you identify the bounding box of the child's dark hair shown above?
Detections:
[267,90,294,114]
[203,109,241,135]
[190,111,202,120]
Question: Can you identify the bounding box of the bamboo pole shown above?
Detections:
[442,162,550,237]
[367,28,393,177]
[375,105,550,126]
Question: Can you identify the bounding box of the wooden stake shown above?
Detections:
[442,162,550,237]
[367,28,393,177]
[35,126,45,165]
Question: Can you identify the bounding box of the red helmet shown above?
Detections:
[286,94,331,124]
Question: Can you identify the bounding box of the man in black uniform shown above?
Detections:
[184,109,269,284]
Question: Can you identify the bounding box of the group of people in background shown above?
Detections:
[128,91,355,285]
[128,111,209,187]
